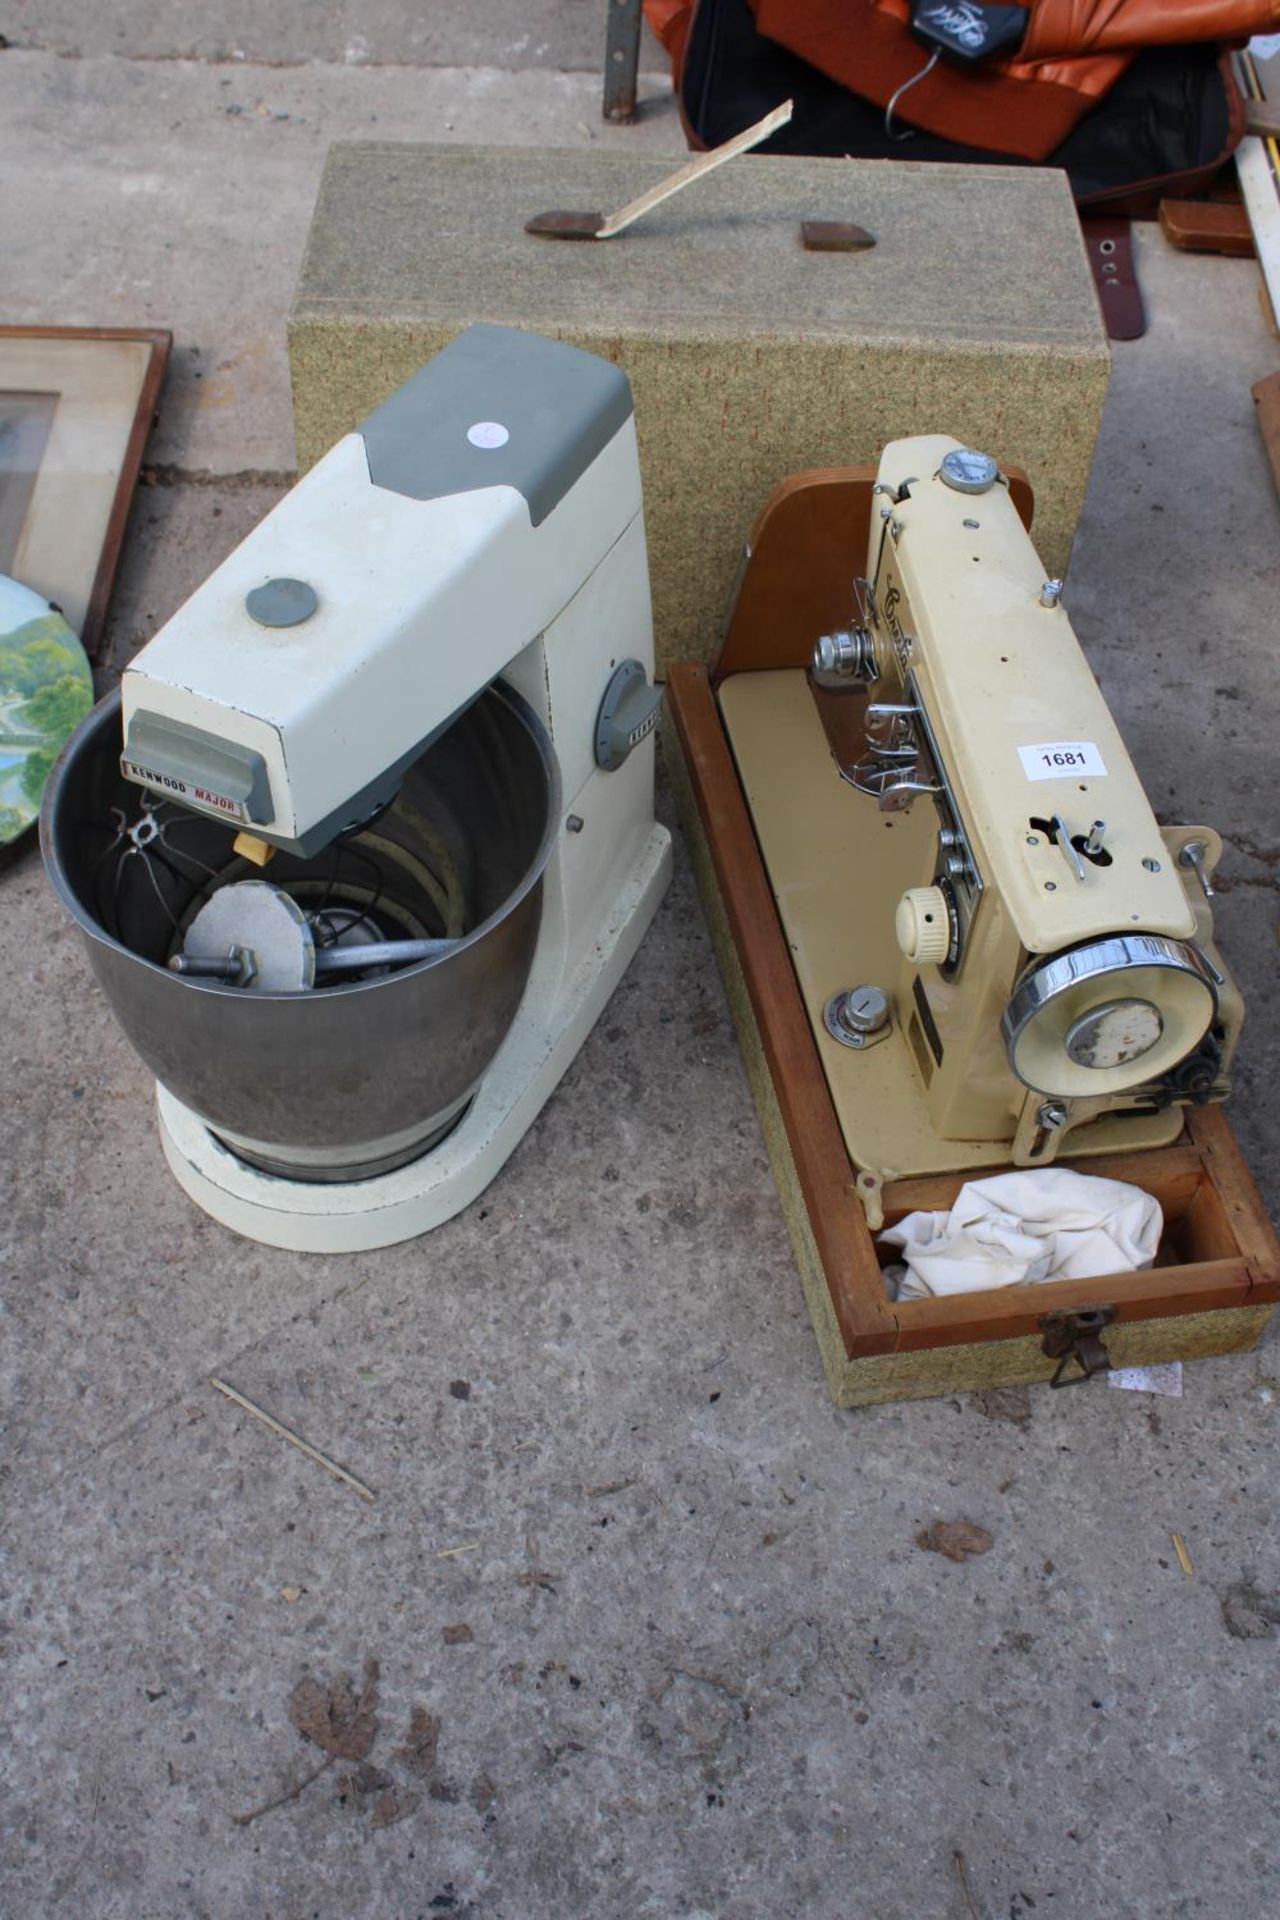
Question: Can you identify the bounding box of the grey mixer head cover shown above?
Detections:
[357,323,634,526]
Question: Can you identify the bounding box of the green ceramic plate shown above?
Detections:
[0,573,94,854]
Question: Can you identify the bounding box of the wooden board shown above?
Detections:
[1236,50,1280,333]
[1158,200,1255,258]
[1236,137,1280,336]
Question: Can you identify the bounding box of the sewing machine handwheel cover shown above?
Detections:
[40,683,561,1180]
[1002,934,1219,1099]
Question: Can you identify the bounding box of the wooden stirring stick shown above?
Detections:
[525,99,794,242]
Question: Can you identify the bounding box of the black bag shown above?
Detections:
[677,0,1245,213]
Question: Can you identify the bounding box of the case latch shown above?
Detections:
[1038,1306,1115,1388]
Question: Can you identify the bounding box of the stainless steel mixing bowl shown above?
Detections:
[41,684,560,1180]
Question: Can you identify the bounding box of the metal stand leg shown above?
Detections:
[603,0,643,123]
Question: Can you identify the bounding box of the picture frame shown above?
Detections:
[0,326,171,666]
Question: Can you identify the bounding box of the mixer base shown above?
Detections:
[154,823,672,1250]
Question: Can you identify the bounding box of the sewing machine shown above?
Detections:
[42,325,671,1251]
[718,434,1239,1190]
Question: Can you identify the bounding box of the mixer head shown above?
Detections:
[117,324,638,859]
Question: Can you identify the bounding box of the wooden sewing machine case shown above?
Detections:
[664,468,1280,1406]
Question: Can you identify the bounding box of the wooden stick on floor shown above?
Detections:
[210,1376,377,1502]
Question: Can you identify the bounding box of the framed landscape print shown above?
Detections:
[0,326,170,664]
[0,327,168,860]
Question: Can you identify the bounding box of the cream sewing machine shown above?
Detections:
[718,435,1238,1188]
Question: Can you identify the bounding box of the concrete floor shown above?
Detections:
[3,10,1280,1918]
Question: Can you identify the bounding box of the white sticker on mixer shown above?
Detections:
[1018,741,1107,781]
[467,421,509,449]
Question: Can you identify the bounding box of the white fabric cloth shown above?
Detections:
[879,1167,1162,1301]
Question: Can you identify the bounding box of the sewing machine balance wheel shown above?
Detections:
[1002,935,1219,1099]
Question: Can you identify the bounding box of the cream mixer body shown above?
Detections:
[43,326,672,1249]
